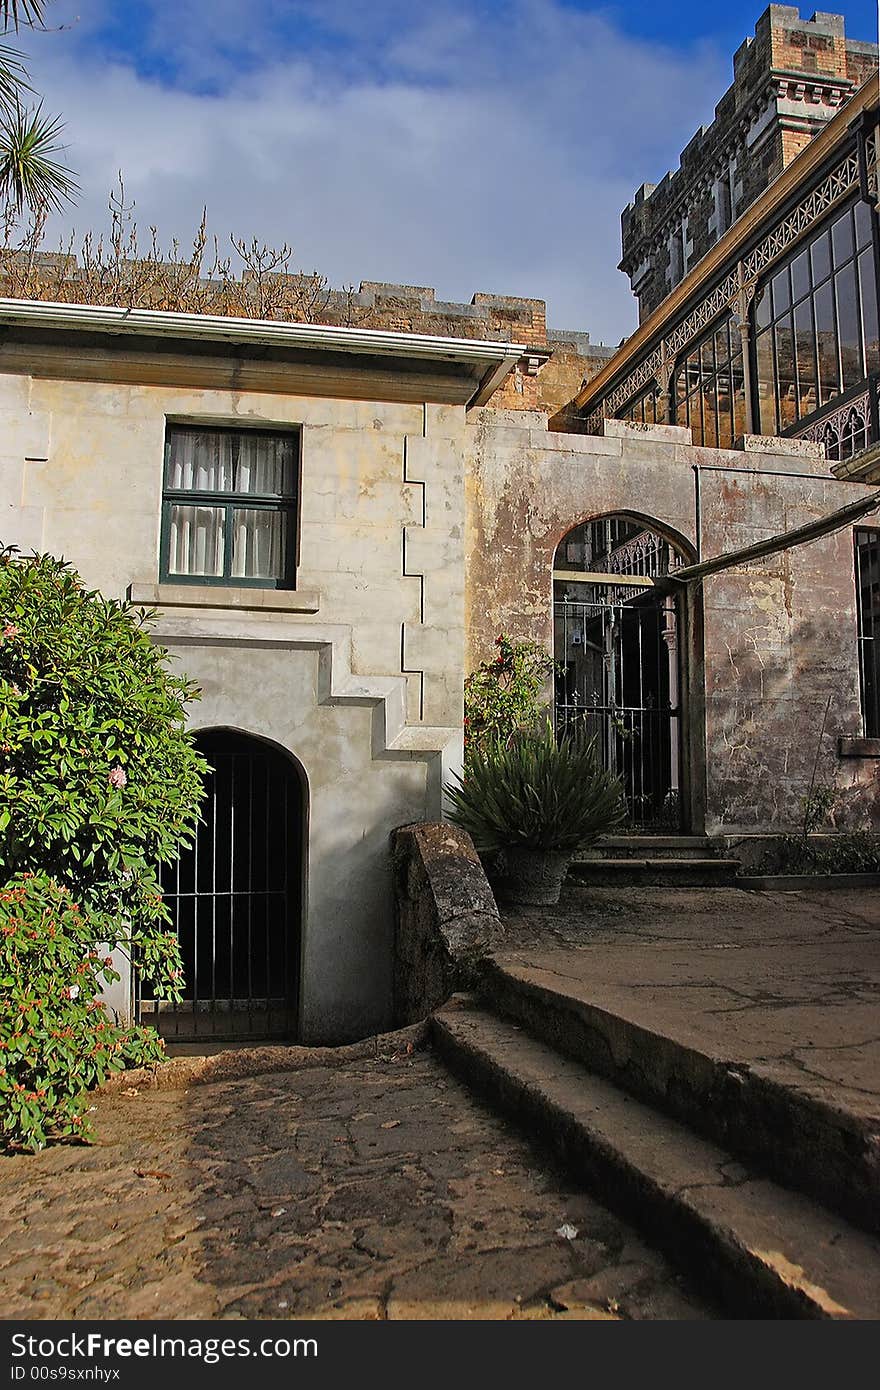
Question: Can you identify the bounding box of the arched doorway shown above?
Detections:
[553,515,688,831]
[140,730,305,1041]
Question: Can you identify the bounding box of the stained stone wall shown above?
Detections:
[0,362,468,1041]
[464,415,880,833]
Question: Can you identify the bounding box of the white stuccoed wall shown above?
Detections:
[0,367,467,1041]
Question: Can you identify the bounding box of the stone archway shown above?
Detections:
[553,514,690,831]
[140,728,306,1042]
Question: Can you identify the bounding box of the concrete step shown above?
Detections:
[569,858,741,887]
[583,836,718,861]
[432,997,880,1319]
[479,958,878,1235]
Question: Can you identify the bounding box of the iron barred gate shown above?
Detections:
[555,600,680,830]
[140,730,302,1041]
[553,516,685,832]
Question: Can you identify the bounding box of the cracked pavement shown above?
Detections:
[0,1049,714,1321]
[497,882,880,1119]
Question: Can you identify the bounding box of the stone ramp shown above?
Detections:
[433,997,880,1320]
[490,885,880,1235]
[479,955,880,1234]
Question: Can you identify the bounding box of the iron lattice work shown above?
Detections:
[592,143,866,424]
[797,387,873,461]
[139,731,301,1041]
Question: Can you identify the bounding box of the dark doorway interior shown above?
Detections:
[140,730,303,1041]
[553,516,684,831]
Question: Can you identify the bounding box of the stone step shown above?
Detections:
[479,959,878,1235]
[582,835,718,862]
[569,858,741,887]
[432,998,880,1319]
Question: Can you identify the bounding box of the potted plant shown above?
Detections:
[445,719,625,905]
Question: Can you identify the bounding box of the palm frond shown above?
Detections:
[0,41,29,111]
[0,100,79,215]
[0,2,46,32]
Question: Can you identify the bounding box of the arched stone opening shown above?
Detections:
[553,514,693,831]
[140,728,306,1042]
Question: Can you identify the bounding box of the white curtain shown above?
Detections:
[166,428,294,497]
[232,509,288,579]
[168,505,225,577]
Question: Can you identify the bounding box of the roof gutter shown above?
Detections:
[0,296,526,405]
[469,347,526,406]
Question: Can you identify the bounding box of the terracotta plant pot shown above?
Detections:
[500,846,571,906]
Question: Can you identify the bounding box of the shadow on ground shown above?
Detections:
[0,1046,715,1320]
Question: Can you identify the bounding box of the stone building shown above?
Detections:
[620,6,878,322]
[2,10,880,1046]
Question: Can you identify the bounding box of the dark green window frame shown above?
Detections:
[160,424,299,589]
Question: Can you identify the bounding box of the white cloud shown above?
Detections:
[14,0,728,341]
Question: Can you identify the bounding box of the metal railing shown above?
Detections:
[554,596,681,831]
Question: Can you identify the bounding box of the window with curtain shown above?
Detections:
[753,198,879,436]
[162,425,298,587]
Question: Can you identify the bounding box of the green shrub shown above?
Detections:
[772,831,880,875]
[0,547,208,1148]
[0,873,167,1151]
[0,547,206,945]
[464,634,556,763]
[445,719,625,853]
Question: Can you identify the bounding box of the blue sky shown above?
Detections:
[13,1,880,341]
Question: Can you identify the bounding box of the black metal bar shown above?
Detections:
[265,758,271,1031]
[248,753,254,1021]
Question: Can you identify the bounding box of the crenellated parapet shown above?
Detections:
[620,6,878,323]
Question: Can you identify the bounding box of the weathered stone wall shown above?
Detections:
[620,6,879,321]
[464,415,880,832]
[392,822,503,1024]
[697,443,877,830]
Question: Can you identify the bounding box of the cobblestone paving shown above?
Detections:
[0,1048,716,1320]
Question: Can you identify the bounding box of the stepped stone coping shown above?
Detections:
[433,998,880,1319]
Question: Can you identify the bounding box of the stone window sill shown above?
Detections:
[127,582,320,614]
[838,736,880,759]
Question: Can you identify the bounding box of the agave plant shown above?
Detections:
[445,719,625,854]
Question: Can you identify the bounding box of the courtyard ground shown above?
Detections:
[4,883,878,1321]
[0,1047,714,1321]
[497,882,880,1122]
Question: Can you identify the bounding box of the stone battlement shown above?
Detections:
[0,252,615,414]
[620,5,878,322]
